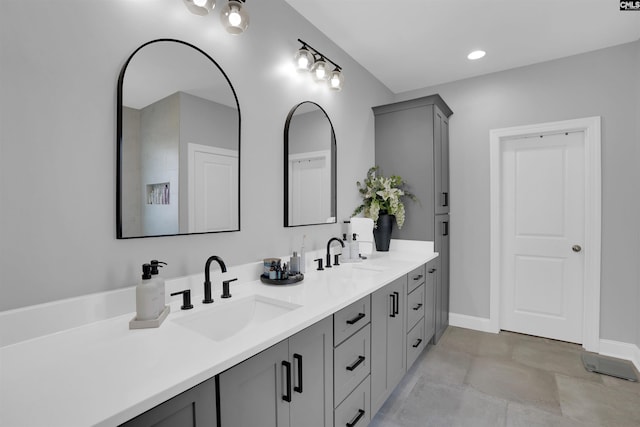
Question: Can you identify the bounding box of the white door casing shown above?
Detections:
[188,143,239,233]
[500,132,585,343]
[490,117,601,351]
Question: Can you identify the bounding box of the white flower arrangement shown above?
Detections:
[352,166,417,229]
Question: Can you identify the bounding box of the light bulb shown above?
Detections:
[311,58,329,82]
[183,0,215,15]
[329,69,343,91]
[294,47,314,72]
[221,0,249,34]
[228,9,242,26]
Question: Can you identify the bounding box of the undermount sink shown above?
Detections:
[351,263,389,272]
[173,295,301,342]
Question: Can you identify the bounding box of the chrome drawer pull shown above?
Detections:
[346,355,366,371]
[413,274,423,281]
[412,338,423,348]
[413,303,423,311]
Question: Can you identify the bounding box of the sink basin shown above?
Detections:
[351,263,389,272]
[173,295,301,341]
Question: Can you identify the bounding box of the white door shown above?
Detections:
[500,131,585,343]
[188,144,239,233]
[288,150,331,225]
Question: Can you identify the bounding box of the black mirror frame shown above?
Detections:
[116,38,241,239]
[283,101,337,227]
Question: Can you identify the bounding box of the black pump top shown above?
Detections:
[150,260,167,275]
[352,233,358,241]
[142,264,152,280]
[343,233,347,240]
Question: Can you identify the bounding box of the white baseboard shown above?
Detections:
[449,313,497,333]
[599,339,640,372]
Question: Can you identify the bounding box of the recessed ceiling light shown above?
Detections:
[467,50,486,60]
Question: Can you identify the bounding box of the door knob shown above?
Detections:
[572,245,582,253]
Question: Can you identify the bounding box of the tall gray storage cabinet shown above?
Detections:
[373,94,452,344]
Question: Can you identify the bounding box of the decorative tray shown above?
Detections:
[260,273,304,286]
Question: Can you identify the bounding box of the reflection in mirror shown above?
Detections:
[284,102,337,227]
[117,39,240,238]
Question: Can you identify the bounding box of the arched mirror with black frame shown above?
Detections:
[117,39,241,239]
[284,101,337,227]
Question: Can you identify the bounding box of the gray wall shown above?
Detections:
[396,41,640,344]
[0,0,393,310]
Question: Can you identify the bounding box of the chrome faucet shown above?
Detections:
[203,255,227,304]
[326,237,345,268]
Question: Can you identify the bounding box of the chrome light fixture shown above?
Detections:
[221,0,249,34]
[182,0,216,16]
[295,39,344,91]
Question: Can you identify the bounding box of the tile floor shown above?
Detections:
[370,327,640,427]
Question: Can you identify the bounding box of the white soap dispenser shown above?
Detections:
[150,260,167,317]
[350,233,360,260]
[136,264,159,321]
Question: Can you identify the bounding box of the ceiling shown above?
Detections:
[285,0,640,94]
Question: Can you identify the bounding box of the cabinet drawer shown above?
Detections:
[334,376,371,427]
[334,324,370,406]
[407,283,425,331]
[406,319,426,368]
[334,296,370,346]
[407,264,426,293]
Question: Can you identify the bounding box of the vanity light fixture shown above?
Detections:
[295,39,344,91]
[182,0,216,16]
[467,50,486,60]
[221,0,249,34]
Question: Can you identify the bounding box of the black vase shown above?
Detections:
[373,214,395,252]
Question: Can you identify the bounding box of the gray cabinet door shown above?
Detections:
[219,340,290,427]
[424,259,437,342]
[289,317,333,427]
[120,377,216,427]
[434,106,450,215]
[370,275,407,415]
[434,214,450,343]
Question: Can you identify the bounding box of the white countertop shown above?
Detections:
[0,241,436,427]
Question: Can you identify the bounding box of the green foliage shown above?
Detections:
[352,166,417,229]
